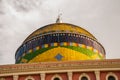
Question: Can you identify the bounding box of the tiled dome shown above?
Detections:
[15,23,105,64]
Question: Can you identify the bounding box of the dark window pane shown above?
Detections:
[81,77,88,80]
[108,76,115,80]
[54,78,60,80]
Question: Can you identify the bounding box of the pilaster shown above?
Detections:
[67,72,72,80]
[13,75,19,80]
[40,73,45,80]
[94,71,100,80]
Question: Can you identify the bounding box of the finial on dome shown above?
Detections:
[56,13,62,23]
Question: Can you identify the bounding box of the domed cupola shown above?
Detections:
[15,17,105,64]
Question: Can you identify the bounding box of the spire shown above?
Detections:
[56,13,62,23]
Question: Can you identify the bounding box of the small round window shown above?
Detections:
[54,78,60,80]
[81,77,88,80]
[108,76,115,80]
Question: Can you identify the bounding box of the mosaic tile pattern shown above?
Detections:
[15,23,106,63]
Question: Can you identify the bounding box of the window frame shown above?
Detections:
[106,72,118,80]
[79,73,90,80]
[51,74,62,80]
[25,76,35,80]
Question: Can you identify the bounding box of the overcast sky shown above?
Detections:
[0,0,120,65]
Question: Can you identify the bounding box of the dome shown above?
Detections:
[24,23,96,43]
[15,23,106,64]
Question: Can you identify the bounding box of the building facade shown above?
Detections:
[0,18,120,80]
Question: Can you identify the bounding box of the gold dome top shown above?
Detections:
[15,22,105,64]
[24,23,96,43]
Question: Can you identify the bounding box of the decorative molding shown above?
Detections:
[67,72,72,80]
[106,72,118,80]
[94,71,100,80]
[0,59,120,76]
[25,76,35,80]
[13,75,19,80]
[51,74,62,80]
[40,73,45,80]
[16,31,105,63]
[79,73,90,80]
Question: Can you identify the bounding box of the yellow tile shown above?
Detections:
[81,44,86,48]
[44,44,49,48]
[36,46,40,50]
[54,43,58,46]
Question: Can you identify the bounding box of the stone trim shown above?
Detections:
[0,59,120,76]
[106,72,118,80]
[40,73,45,80]
[79,73,90,80]
[13,75,19,80]
[67,72,72,80]
[51,74,62,80]
[25,76,35,80]
[94,71,100,80]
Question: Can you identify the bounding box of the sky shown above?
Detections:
[0,0,120,65]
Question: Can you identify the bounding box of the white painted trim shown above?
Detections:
[79,73,90,80]
[25,76,35,80]
[94,71,100,80]
[0,68,120,77]
[40,73,45,80]
[13,75,19,80]
[67,72,72,80]
[51,74,62,80]
[106,72,118,80]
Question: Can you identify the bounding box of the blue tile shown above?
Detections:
[55,53,63,61]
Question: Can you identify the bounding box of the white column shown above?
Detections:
[13,75,19,80]
[94,71,100,80]
[40,73,45,80]
[67,72,72,80]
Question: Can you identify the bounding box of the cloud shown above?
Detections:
[0,0,66,64]
[0,0,120,65]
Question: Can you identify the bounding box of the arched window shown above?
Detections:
[51,74,62,80]
[79,73,90,80]
[54,77,60,80]
[108,76,115,80]
[25,76,34,80]
[106,72,118,80]
[81,77,88,80]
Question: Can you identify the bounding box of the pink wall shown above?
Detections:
[19,74,40,80]
[100,71,120,80]
[0,71,120,80]
[46,73,68,80]
[73,72,96,80]
[1,76,13,80]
